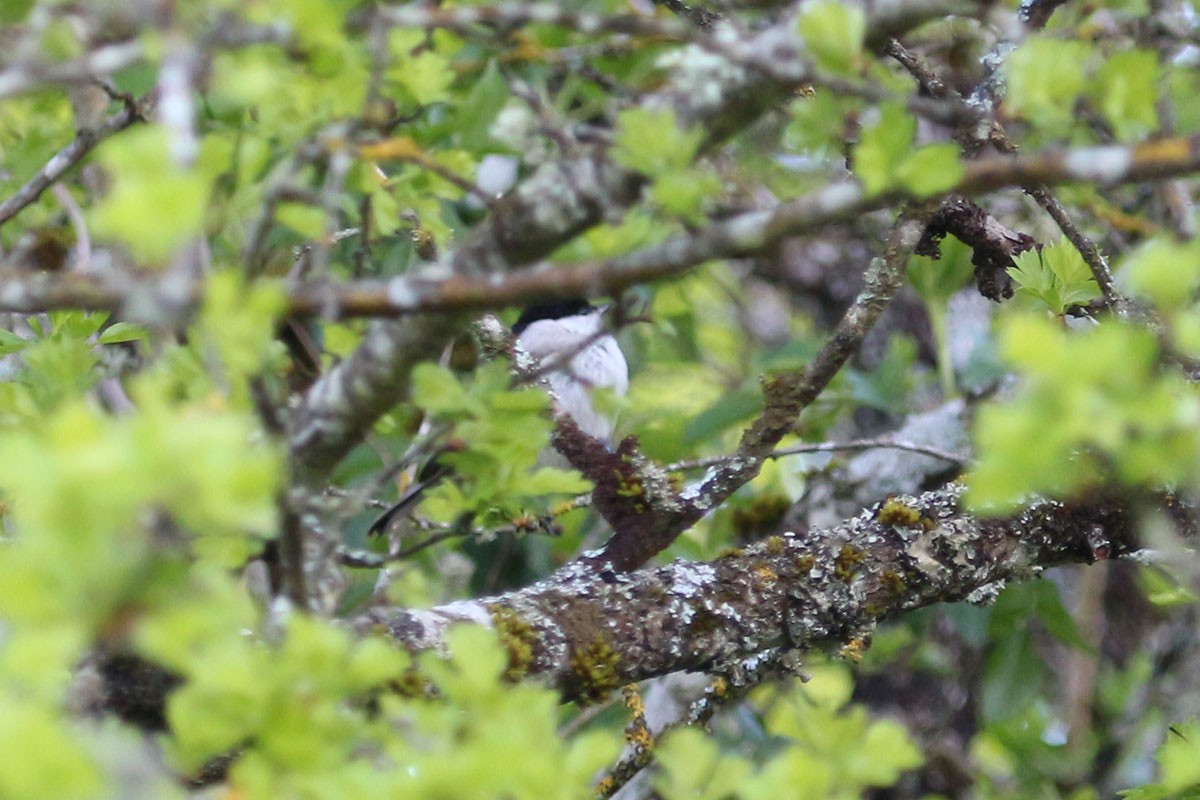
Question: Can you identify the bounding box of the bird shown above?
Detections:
[367,298,629,537]
[510,298,629,442]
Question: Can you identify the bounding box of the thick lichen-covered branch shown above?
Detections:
[357,485,1161,702]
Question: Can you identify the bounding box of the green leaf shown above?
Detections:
[96,322,147,345]
[1137,566,1200,607]
[524,467,592,495]
[684,386,761,445]
[613,107,704,177]
[1094,49,1160,142]
[894,143,964,198]
[982,624,1042,722]
[275,202,327,239]
[454,60,511,150]
[89,126,213,264]
[411,363,474,416]
[907,235,974,304]
[650,168,721,223]
[1005,38,1095,132]
[0,696,103,800]
[0,329,30,356]
[1159,720,1200,792]
[0,0,33,24]
[1121,237,1200,311]
[1007,239,1101,314]
[854,103,915,196]
[796,0,866,76]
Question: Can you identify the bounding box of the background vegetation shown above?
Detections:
[2,0,1200,797]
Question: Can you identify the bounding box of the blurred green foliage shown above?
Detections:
[0,0,1197,798]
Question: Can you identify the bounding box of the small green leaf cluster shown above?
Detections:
[1006,239,1102,315]
[1122,720,1200,799]
[855,104,964,197]
[654,666,921,799]
[88,126,230,263]
[1120,236,1200,358]
[614,107,722,223]
[140,608,619,798]
[0,273,285,798]
[968,315,1199,510]
[1005,38,1159,141]
[796,0,867,77]
[411,361,592,524]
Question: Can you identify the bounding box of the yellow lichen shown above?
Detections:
[833,544,867,581]
[754,564,779,584]
[877,497,923,527]
[839,636,868,663]
[489,605,536,682]
[881,569,907,597]
[569,636,622,704]
[764,535,786,555]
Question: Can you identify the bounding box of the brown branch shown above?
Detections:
[916,196,1037,302]
[9,132,1200,321]
[0,96,147,229]
[570,204,937,573]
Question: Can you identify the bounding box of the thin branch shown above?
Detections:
[0,96,147,229]
[0,41,144,101]
[986,126,1123,310]
[665,437,968,473]
[5,129,1200,319]
[338,506,570,568]
[889,38,1123,310]
[338,528,470,568]
[566,203,937,573]
[364,4,700,46]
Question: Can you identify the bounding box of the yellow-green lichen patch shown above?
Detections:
[489,605,537,681]
[876,497,923,527]
[569,635,622,704]
[833,543,867,581]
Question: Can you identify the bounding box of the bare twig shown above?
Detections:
[0,96,146,229]
[338,528,471,568]
[665,437,968,473]
[0,40,144,101]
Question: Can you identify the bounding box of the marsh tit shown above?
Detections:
[368,299,628,536]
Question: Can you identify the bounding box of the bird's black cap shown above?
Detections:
[512,299,596,335]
